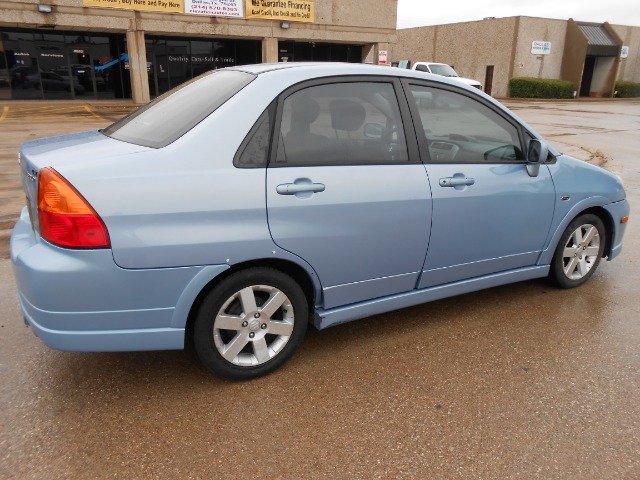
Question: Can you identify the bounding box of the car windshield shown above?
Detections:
[429,64,459,77]
[103,70,255,148]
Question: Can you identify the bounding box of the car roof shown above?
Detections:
[229,62,463,85]
[231,62,389,75]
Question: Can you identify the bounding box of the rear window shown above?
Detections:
[102,70,255,148]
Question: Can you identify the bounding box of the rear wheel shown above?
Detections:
[193,268,308,380]
[550,214,605,288]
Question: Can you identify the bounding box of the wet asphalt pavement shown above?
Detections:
[0,99,639,479]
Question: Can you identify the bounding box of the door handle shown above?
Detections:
[276,183,326,195]
[439,176,475,187]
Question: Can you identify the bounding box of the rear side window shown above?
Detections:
[103,70,255,148]
[274,82,409,166]
[234,104,274,168]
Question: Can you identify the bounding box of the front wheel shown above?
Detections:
[550,214,606,289]
[193,268,308,380]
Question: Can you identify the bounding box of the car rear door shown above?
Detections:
[266,78,432,309]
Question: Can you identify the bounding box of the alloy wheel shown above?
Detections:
[561,223,601,280]
[213,285,295,367]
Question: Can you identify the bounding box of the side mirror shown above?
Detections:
[526,139,549,177]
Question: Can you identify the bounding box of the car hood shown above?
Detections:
[452,76,482,87]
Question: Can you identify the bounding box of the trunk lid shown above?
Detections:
[19,130,150,234]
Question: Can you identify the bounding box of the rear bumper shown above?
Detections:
[10,207,227,352]
[17,291,185,351]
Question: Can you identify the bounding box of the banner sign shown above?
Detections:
[246,0,314,23]
[83,0,183,13]
[185,0,243,16]
[621,46,629,58]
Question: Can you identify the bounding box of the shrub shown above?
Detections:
[509,77,575,99]
[615,81,640,98]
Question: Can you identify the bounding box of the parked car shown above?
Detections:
[11,63,629,380]
[412,61,483,90]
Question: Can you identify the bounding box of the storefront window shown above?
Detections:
[1,30,360,101]
[166,40,191,90]
[235,40,260,66]
[277,41,362,63]
[1,29,127,100]
[0,48,9,100]
[191,40,216,77]
[146,36,262,96]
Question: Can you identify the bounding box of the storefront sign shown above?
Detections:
[378,50,388,65]
[185,0,243,17]
[531,41,551,55]
[246,0,314,23]
[83,0,183,14]
[621,46,629,58]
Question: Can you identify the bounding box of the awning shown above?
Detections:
[577,23,620,56]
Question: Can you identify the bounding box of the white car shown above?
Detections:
[412,62,483,90]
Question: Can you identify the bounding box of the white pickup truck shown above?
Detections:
[411,62,483,90]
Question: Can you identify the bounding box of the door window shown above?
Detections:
[275,82,409,166]
[408,85,523,163]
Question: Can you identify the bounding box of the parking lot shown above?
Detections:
[1,98,639,479]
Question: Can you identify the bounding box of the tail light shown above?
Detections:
[37,167,110,249]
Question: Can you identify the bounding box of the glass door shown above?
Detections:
[68,46,96,98]
[36,35,73,100]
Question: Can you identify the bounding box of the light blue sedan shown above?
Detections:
[11,63,630,379]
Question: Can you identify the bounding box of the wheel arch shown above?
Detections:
[539,198,615,266]
[184,258,319,350]
[579,206,614,258]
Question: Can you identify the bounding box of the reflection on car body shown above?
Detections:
[11,63,630,380]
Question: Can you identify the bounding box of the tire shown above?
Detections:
[550,214,606,289]
[193,268,308,380]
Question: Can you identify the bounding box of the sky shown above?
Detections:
[397,0,640,29]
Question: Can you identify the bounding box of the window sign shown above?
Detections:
[531,41,551,55]
[185,0,243,17]
[621,46,629,58]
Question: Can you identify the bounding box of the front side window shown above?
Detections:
[408,85,523,163]
[274,82,409,166]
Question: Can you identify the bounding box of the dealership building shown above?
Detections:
[1,1,639,102]
[0,0,397,102]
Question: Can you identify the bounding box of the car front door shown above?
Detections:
[405,83,555,288]
[266,79,432,309]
